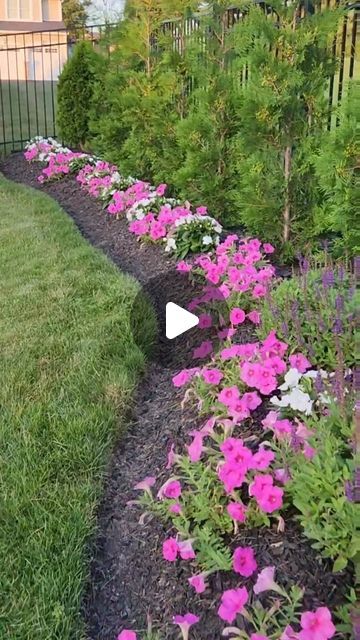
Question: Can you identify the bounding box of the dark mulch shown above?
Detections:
[0,154,352,640]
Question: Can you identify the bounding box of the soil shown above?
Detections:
[0,154,352,640]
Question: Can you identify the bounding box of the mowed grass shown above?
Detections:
[0,81,57,152]
[0,175,155,639]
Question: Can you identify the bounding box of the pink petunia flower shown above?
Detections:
[172,614,200,640]
[198,313,212,329]
[172,370,192,388]
[289,353,312,373]
[193,340,213,359]
[117,631,137,640]
[251,634,270,640]
[187,431,204,462]
[218,586,249,623]
[177,261,192,273]
[188,573,207,594]
[233,546,257,577]
[202,368,223,385]
[227,502,247,523]
[169,502,182,514]
[218,386,240,407]
[230,307,246,326]
[247,310,261,325]
[162,537,179,562]
[159,480,182,500]
[178,539,196,560]
[263,243,275,253]
[253,566,280,595]
[133,476,156,494]
[251,447,275,470]
[299,607,336,640]
[256,483,284,513]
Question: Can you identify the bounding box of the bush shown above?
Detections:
[57,41,104,148]
[257,262,357,370]
[285,406,356,572]
[313,80,360,257]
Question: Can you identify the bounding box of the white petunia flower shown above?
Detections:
[202,235,213,246]
[278,368,302,391]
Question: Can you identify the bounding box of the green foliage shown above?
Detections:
[86,0,349,254]
[61,0,90,31]
[313,80,360,257]
[228,1,342,252]
[257,262,357,369]
[285,407,357,571]
[57,41,104,148]
[173,215,222,258]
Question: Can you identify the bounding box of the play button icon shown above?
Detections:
[166,302,199,340]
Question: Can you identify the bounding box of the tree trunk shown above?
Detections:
[283,145,292,243]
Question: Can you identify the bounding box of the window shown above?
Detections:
[42,0,50,21]
[6,0,32,20]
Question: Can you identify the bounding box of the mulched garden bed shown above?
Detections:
[0,153,352,640]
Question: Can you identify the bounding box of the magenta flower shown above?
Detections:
[247,310,261,325]
[202,368,223,385]
[187,431,204,463]
[193,340,213,359]
[289,353,312,373]
[117,631,137,640]
[169,502,182,514]
[257,484,284,513]
[178,539,196,560]
[177,261,192,273]
[156,183,167,196]
[162,537,179,562]
[218,586,249,623]
[227,501,247,522]
[251,447,275,470]
[251,634,270,640]
[172,369,192,388]
[233,546,257,577]
[230,307,246,325]
[253,566,281,595]
[188,573,207,593]
[172,613,200,640]
[133,476,156,493]
[198,313,213,329]
[218,386,240,407]
[299,607,336,640]
[263,243,275,253]
[163,480,182,500]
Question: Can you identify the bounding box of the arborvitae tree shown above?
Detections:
[313,80,360,257]
[229,0,344,254]
[89,0,198,182]
[57,41,104,148]
[173,1,241,219]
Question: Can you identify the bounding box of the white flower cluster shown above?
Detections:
[270,368,333,415]
[25,136,70,162]
[174,213,222,236]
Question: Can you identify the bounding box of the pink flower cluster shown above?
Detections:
[38,151,83,183]
[189,235,275,305]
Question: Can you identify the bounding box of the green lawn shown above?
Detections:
[0,175,155,639]
[0,82,57,152]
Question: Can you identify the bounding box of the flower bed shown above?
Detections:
[9,138,357,639]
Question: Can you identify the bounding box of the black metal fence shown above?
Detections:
[0,7,358,154]
[0,24,114,153]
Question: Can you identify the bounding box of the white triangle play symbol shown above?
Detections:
[166,302,199,340]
